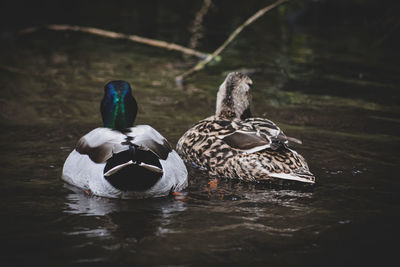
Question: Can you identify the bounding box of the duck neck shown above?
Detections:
[216,106,252,120]
[105,96,128,129]
[215,84,251,120]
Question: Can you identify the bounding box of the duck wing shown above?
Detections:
[221,130,272,153]
[76,125,172,163]
[219,118,301,153]
[124,125,172,160]
[75,126,172,190]
[76,128,126,163]
[244,117,302,146]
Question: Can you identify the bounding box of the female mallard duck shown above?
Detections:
[62,80,188,198]
[176,72,315,184]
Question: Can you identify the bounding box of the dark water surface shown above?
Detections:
[1,1,399,266]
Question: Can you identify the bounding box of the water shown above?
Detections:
[1,1,399,266]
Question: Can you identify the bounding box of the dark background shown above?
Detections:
[1,1,399,266]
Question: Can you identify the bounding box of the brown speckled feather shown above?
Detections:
[176,117,314,183]
[176,72,315,184]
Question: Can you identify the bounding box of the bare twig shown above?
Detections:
[20,24,209,59]
[188,0,213,49]
[175,0,289,84]
[19,0,289,85]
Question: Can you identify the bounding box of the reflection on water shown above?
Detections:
[1,0,399,265]
[64,184,187,241]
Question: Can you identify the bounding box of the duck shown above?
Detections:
[176,72,315,184]
[62,80,188,199]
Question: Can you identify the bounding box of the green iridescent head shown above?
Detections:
[101,80,138,130]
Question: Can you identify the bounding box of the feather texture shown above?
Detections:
[62,80,187,198]
[176,72,314,184]
[176,116,314,184]
[62,126,188,198]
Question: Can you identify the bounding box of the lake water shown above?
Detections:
[0,0,399,266]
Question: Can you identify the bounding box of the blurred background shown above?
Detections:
[0,0,399,266]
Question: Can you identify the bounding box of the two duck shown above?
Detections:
[62,72,315,199]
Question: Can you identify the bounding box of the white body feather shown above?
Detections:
[62,126,188,199]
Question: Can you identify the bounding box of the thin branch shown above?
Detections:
[18,0,288,85]
[20,24,208,59]
[175,0,289,84]
[188,0,213,49]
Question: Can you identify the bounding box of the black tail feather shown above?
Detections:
[104,148,162,191]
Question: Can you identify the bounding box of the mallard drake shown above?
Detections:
[176,72,315,184]
[62,80,188,198]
